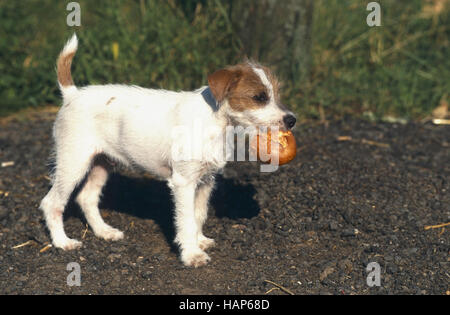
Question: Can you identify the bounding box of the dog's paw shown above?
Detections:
[94,225,124,241]
[182,249,210,268]
[198,236,215,251]
[54,238,82,250]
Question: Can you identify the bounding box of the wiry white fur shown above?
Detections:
[252,66,273,99]
[63,33,78,54]
[41,82,227,266]
[40,35,295,267]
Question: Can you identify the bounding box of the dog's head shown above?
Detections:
[208,61,296,130]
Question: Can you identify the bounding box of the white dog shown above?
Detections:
[40,34,296,267]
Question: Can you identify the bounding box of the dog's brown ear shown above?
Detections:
[208,68,241,103]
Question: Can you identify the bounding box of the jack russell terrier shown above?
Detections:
[40,34,296,267]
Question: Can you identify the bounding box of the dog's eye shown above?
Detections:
[253,92,268,103]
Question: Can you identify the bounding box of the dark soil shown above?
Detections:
[0,112,448,295]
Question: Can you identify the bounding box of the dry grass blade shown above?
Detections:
[337,136,352,141]
[432,119,450,125]
[264,280,295,295]
[265,287,280,294]
[361,139,390,148]
[337,136,390,148]
[12,240,33,249]
[82,224,89,239]
[424,222,450,230]
[39,244,52,253]
[1,161,15,167]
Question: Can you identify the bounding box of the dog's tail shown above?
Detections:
[57,33,78,98]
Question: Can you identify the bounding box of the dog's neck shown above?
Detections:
[201,86,233,129]
[201,87,217,112]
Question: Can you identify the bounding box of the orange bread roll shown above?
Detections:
[252,130,297,165]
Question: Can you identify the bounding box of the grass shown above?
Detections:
[0,0,448,120]
[301,0,450,120]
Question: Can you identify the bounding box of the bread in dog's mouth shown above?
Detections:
[251,129,297,165]
[278,131,291,148]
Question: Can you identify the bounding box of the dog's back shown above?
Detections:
[55,35,220,176]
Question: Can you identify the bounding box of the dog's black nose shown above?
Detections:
[283,115,296,129]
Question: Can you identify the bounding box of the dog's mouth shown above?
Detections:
[228,116,286,131]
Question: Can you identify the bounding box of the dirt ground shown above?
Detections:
[0,110,448,295]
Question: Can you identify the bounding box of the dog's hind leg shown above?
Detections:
[75,157,123,241]
[40,150,93,250]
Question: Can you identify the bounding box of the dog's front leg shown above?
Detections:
[171,177,210,267]
[195,179,216,251]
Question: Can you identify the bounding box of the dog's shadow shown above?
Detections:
[84,173,261,248]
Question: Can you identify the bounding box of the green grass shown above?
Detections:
[0,0,448,120]
[300,0,450,120]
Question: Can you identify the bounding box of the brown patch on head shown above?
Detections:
[106,97,116,106]
[57,51,75,87]
[208,63,275,112]
[207,68,240,103]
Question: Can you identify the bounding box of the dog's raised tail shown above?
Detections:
[57,34,78,97]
